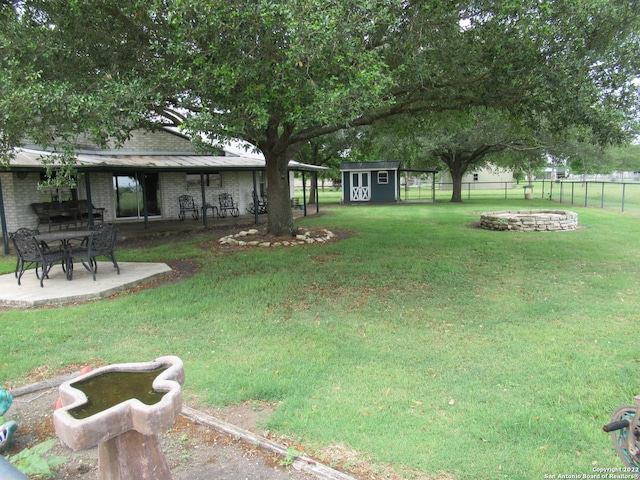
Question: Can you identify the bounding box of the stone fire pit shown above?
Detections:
[479,210,578,232]
[53,356,184,480]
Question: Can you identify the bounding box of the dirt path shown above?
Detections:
[5,377,353,480]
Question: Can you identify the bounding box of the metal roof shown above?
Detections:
[7,149,326,173]
[339,161,401,171]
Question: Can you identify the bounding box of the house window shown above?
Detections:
[473,173,479,182]
[186,172,222,188]
[378,171,389,184]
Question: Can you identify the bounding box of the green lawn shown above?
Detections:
[1,199,638,479]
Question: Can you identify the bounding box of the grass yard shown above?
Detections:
[1,199,639,479]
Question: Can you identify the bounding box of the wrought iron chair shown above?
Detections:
[218,193,239,218]
[247,191,267,214]
[72,224,120,281]
[178,195,199,221]
[32,236,70,288]
[9,228,44,285]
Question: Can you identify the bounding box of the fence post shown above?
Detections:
[601,182,605,208]
[571,182,575,206]
[585,182,588,207]
[622,183,626,212]
[431,173,435,203]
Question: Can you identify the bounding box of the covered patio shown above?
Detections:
[0,128,326,255]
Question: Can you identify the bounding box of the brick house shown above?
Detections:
[1,128,323,252]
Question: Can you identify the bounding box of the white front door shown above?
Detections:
[350,172,370,201]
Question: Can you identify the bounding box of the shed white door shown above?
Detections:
[350,172,370,201]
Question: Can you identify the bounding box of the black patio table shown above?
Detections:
[34,230,92,281]
[202,203,219,219]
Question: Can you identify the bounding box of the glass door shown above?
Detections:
[113,173,161,219]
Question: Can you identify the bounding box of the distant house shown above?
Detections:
[340,161,402,204]
[1,128,324,252]
[439,165,513,189]
[537,167,569,180]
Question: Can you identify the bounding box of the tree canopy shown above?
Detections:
[1,1,639,233]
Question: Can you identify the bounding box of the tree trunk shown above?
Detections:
[450,170,464,203]
[308,172,317,205]
[527,169,535,186]
[443,152,469,203]
[264,151,295,236]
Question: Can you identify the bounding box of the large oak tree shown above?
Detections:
[1,1,639,234]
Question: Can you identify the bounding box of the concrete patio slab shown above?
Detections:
[0,261,172,308]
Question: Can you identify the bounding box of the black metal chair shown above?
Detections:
[247,191,267,214]
[9,228,43,285]
[32,237,70,288]
[218,193,239,218]
[178,195,199,221]
[72,224,120,281]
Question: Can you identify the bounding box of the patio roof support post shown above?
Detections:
[252,171,259,225]
[0,177,8,254]
[200,173,208,227]
[315,171,320,214]
[302,172,307,217]
[142,173,149,230]
[84,172,94,229]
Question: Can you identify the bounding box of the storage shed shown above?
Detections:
[340,161,401,204]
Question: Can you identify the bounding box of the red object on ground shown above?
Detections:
[55,366,93,410]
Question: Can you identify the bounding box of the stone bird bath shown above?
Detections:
[53,356,184,480]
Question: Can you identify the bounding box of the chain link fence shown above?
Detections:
[401,180,640,214]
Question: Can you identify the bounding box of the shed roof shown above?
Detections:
[7,149,326,173]
[339,161,401,171]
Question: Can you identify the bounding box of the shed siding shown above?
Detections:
[372,170,397,203]
[341,171,351,203]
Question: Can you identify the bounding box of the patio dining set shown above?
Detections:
[9,223,120,288]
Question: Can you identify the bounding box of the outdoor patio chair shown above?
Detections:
[247,191,267,214]
[32,236,70,288]
[178,195,199,221]
[9,228,45,285]
[72,224,120,281]
[218,193,239,218]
